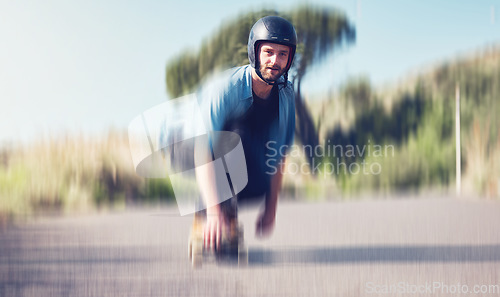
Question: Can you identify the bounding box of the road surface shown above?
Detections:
[1,197,500,296]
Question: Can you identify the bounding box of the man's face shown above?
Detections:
[258,42,290,82]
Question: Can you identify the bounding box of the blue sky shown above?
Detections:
[0,0,498,143]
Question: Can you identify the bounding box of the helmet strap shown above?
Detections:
[255,66,277,86]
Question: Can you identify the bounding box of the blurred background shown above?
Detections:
[1,0,499,218]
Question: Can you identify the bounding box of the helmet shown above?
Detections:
[248,16,297,84]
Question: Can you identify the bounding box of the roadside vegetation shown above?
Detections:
[298,44,500,199]
[0,131,174,217]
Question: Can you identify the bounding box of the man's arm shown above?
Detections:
[195,161,226,251]
[256,157,286,238]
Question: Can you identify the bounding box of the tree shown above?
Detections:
[286,5,355,168]
[341,76,372,114]
[165,5,356,170]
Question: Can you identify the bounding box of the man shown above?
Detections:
[194,16,296,252]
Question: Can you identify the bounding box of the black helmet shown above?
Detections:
[248,16,297,84]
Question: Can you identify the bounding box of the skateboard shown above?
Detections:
[188,216,248,267]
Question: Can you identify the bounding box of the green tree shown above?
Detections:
[165,5,355,169]
[287,6,355,164]
[341,76,372,114]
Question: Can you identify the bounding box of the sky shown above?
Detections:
[0,0,498,144]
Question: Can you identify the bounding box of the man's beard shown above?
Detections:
[259,63,285,83]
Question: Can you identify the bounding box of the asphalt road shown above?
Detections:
[1,197,500,297]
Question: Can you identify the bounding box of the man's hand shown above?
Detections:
[204,206,228,251]
[255,209,276,239]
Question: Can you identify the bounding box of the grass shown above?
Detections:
[0,130,175,217]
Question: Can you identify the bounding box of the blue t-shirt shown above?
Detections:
[196,64,295,174]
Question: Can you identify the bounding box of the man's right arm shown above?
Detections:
[194,75,232,251]
[195,161,226,251]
